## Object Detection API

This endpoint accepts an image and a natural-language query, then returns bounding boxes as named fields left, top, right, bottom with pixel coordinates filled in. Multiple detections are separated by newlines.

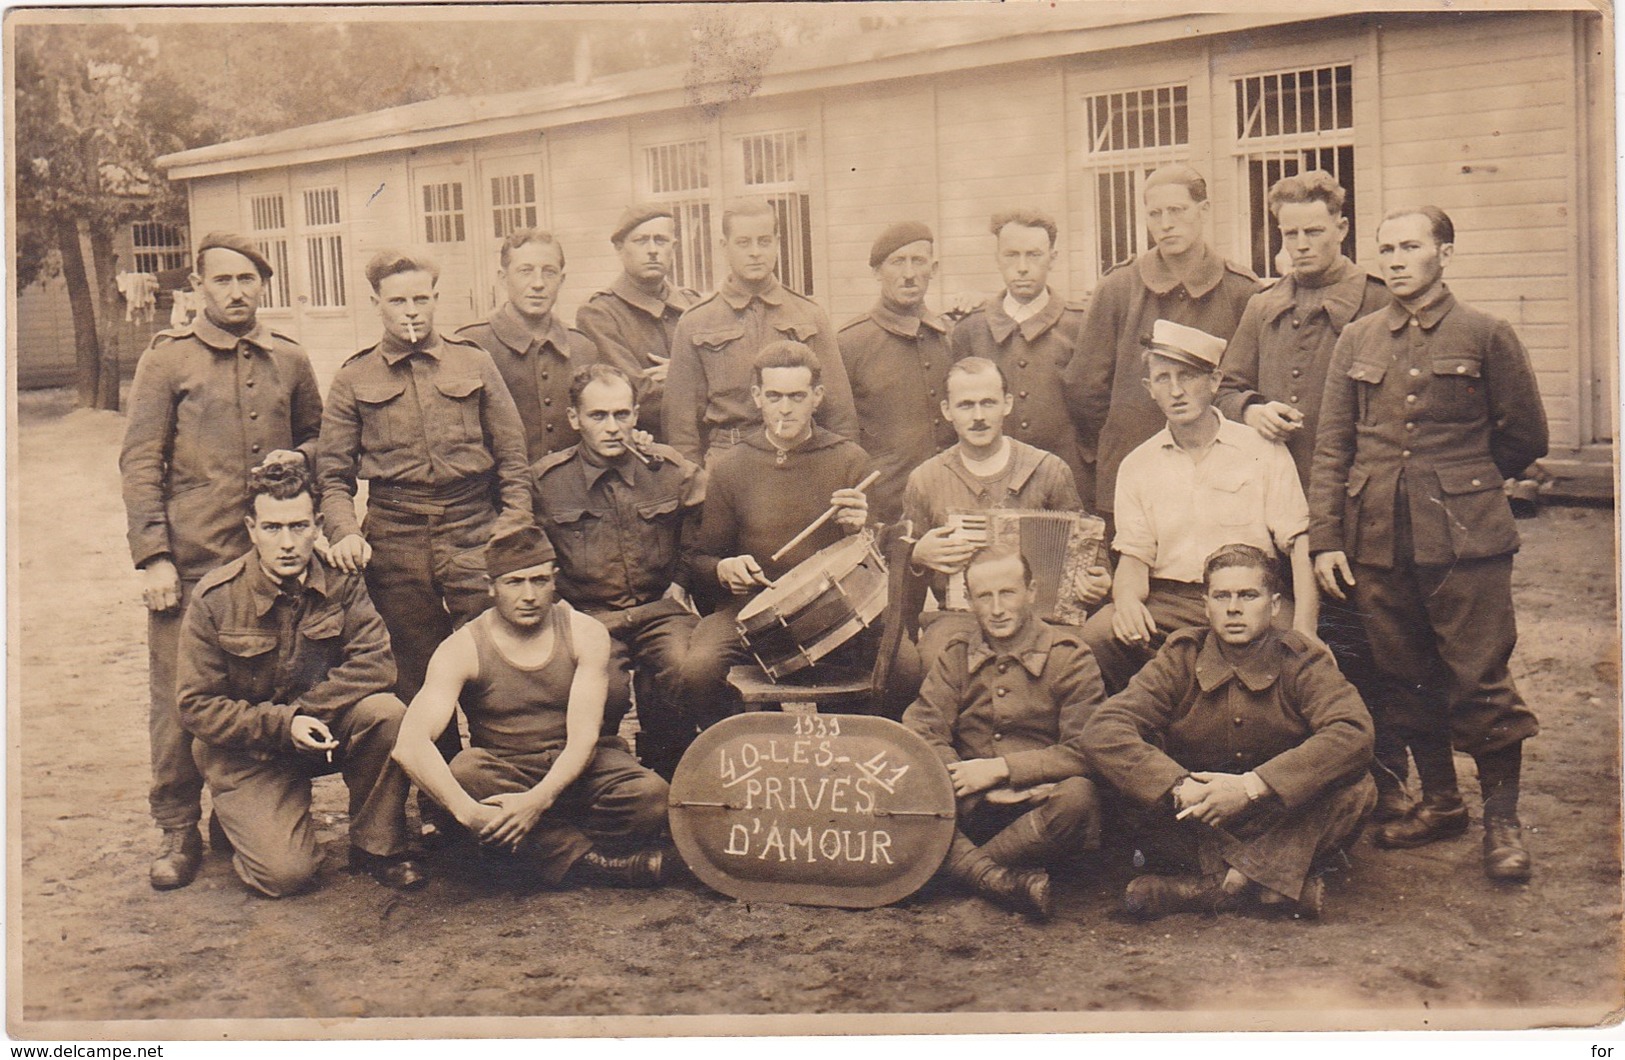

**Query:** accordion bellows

left=944, top=509, right=1107, bottom=626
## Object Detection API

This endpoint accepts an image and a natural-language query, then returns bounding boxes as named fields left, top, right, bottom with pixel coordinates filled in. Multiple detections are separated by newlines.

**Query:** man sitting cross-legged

left=902, top=547, right=1105, bottom=921
left=392, top=526, right=669, bottom=887
left=1083, top=544, right=1375, bottom=920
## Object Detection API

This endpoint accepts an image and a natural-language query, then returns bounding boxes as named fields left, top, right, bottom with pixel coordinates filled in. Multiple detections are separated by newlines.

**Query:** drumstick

left=770, top=470, right=881, bottom=562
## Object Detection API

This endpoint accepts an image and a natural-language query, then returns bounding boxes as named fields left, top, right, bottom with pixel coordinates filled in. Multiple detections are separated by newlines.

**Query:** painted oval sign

left=668, top=712, right=957, bottom=908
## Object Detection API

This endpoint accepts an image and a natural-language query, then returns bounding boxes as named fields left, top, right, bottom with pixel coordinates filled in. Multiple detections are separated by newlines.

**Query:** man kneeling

left=392, top=526, right=669, bottom=887
left=1083, top=544, right=1374, bottom=920
left=178, top=460, right=424, bottom=896
left=902, top=548, right=1105, bottom=921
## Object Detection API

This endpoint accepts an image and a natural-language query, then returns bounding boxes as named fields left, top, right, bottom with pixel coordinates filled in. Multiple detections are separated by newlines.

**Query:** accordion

left=944, top=509, right=1108, bottom=626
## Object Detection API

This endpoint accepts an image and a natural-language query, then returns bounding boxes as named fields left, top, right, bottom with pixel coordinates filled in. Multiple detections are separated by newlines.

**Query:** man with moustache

left=837, top=221, right=954, bottom=524
left=532, top=364, right=705, bottom=779
left=903, top=547, right=1105, bottom=921
left=678, top=342, right=872, bottom=728
left=949, top=210, right=1093, bottom=506
left=393, top=526, right=669, bottom=888
left=1084, top=544, right=1374, bottom=921
left=903, top=357, right=1110, bottom=665
left=316, top=250, right=533, bottom=776
left=575, top=205, right=701, bottom=445
left=1082, top=320, right=1317, bottom=694
left=1215, top=171, right=1408, bottom=822
left=1309, top=207, right=1547, bottom=881
left=1069, top=165, right=1260, bottom=539
left=178, top=461, right=425, bottom=896
left=121, top=231, right=323, bottom=890
left=664, top=197, right=857, bottom=465
left=458, top=229, right=599, bottom=462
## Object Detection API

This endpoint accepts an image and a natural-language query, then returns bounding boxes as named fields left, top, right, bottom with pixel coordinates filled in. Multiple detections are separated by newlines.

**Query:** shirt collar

left=193, top=312, right=273, bottom=354
left=964, top=620, right=1054, bottom=678
left=1384, top=283, right=1455, bottom=332
left=1258, top=256, right=1368, bottom=330
left=378, top=331, right=443, bottom=366
left=1195, top=627, right=1283, bottom=693
left=246, top=554, right=327, bottom=617
left=578, top=448, right=639, bottom=490
left=610, top=272, right=684, bottom=318
left=941, top=437, right=1046, bottom=496
left=986, top=286, right=1065, bottom=344
left=1153, top=407, right=1236, bottom=451
left=1002, top=286, right=1051, bottom=326
left=869, top=299, right=947, bottom=339
left=1137, top=244, right=1225, bottom=299
left=720, top=274, right=786, bottom=311
left=489, top=301, right=570, bottom=357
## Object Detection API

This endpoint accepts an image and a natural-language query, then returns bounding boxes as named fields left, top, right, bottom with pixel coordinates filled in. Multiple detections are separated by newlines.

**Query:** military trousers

left=449, top=740, right=669, bottom=886
left=148, top=578, right=205, bottom=830
left=193, top=692, right=413, bottom=897
left=947, top=776, right=1101, bottom=877
left=590, top=600, right=699, bottom=777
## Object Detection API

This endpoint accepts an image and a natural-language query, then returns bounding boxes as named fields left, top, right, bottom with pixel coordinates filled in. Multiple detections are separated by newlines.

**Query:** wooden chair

left=725, top=520, right=925, bottom=715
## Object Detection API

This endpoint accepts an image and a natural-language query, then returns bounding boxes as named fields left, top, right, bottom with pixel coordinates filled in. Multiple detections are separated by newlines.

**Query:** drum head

left=668, top=713, right=956, bottom=908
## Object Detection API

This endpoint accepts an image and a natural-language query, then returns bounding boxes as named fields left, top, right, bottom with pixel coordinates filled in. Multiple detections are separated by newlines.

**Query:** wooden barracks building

left=146, top=5, right=1614, bottom=485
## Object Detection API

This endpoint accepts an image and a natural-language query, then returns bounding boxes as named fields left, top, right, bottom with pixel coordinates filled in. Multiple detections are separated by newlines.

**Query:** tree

left=14, top=23, right=188, bottom=409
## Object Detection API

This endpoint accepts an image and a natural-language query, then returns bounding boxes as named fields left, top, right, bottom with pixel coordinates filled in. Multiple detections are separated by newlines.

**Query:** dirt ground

left=10, top=390, right=1623, bottom=1033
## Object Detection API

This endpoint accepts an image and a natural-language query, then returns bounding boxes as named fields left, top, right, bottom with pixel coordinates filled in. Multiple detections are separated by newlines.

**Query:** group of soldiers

left=120, top=159, right=1547, bottom=923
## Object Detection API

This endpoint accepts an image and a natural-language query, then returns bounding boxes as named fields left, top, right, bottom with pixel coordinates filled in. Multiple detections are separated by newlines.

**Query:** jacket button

left=993, top=733, right=1003, bottom=741
left=1289, top=395, right=1299, bottom=404
left=1405, top=422, right=1416, bottom=431
left=1291, top=368, right=1302, bottom=378
left=1457, top=364, right=1468, bottom=374
left=1401, top=449, right=1412, bottom=458
left=922, top=362, right=931, bottom=370
left=1019, top=391, right=1028, bottom=399
left=543, top=398, right=552, bottom=406
left=251, top=444, right=262, bottom=453
left=1235, top=751, right=1245, bottom=760
left=1234, top=716, right=1243, bottom=725
left=1020, top=421, right=1030, bottom=429
left=1291, top=319, right=1300, bottom=328
left=996, top=687, right=1008, bottom=697
left=1406, top=394, right=1417, bottom=403
left=249, top=411, right=259, bottom=420
left=542, top=372, right=549, bottom=381
left=546, top=424, right=554, bottom=432
left=1471, top=478, right=1482, bottom=487
left=997, top=663, right=1008, bottom=674
left=245, top=379, right=255, bottom=388
left=1409, top=367, right=1421, bottom=376
left=1018, top=360, right=1028, bottom=368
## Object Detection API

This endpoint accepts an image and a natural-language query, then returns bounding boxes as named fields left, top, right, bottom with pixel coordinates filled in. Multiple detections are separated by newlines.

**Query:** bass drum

left=734, top=531, right=887, bottom=680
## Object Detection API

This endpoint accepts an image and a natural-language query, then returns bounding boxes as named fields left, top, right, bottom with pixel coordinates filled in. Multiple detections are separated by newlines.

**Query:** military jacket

left=575, top=274, right=700, bottom=443
left=456, top=303, right=599, bottom=462
left=120, top=313, right=323, bottom=580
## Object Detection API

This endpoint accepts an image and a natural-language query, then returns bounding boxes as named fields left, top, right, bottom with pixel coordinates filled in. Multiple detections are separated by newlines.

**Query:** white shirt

left=1113, top=409, right=1308, bottom=584
left=1003, top=287, right=1050, bottom=326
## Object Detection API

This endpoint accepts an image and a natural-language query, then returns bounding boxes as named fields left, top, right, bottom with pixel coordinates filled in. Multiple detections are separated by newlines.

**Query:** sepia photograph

left=5, top=0, right=1620, bottom=1043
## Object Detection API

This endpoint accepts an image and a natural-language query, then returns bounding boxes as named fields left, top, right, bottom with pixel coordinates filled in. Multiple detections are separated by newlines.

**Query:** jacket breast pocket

left=219, top=631, right=277, bottom=703
left=546, top=506, right=608, bottom=561
left=1346, top=359, right=1387, bottom=427
left=352, top=380, right=408, bottom=455
left=635, top=496, right=683, bottom=572
left=773, top=321, right=820, bottom=344
left=295, top=610, right=344, bottom=689
left=1427, top=354, right=1486, bottom=423
left=693, top=326, right=745, bottom=355
left=433, top=374, right=487, bottom=444
left=1434, top=460, right=1516, bottom=560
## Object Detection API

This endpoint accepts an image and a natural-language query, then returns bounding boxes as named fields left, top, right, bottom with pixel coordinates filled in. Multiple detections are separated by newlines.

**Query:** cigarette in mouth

left=405, top=321, right=418, bottom=343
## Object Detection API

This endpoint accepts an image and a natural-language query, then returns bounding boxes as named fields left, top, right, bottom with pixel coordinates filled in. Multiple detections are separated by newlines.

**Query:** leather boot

left=1482, top=816, right=1533, bottom=882
left=575, top=847, right=666, bottom=888
left=1123, top=874, right=1236, bottom=920
left=1372, top=776, right=1415, bottom=824
left=1373, top=791, right=1469, bottom=849
left=150, top=825, right=204, bottom=891
left=973, top=865, right=1052, bottom=921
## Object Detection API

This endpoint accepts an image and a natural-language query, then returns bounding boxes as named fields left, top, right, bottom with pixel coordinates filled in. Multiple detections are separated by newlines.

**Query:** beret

left=611, top=204, right=676, bottom=247
left=869, top=221, right=935, bottom=269
left=1145, top=319, right=1227, bottom=372
left=195, top=232, right=273, bottom=280
left=485, top=524, right=557, bottom=580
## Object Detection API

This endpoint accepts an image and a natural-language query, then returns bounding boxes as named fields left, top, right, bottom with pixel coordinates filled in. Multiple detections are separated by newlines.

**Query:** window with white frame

left=248, top=193, right=292, bottom=309
left=737, top=130, right=813, bottom=296
left=489, top=172, right=538, bottom=238
left=301, top=186, right=346, bottom=308
left=1233, top=64, right=1356, bottom=279
left=422, top=182, right=467, bottom=244
left=1083, top=84, right=1191, bottom=276
left=131, top=221, right=187, bottom=274
left=643, top=139, right=715, bottom=292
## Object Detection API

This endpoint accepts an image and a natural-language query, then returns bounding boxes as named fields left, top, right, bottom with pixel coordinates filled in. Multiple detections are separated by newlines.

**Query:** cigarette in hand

left=325, top=748, right=333, bottom=765
left=1175, top=805, right=1196, bottom=821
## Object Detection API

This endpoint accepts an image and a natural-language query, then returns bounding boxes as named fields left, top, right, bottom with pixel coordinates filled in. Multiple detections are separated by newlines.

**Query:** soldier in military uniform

left=1309, top=207, right=1548, bottom=882
left=837, top=221, right=954, bottom=525
left=178, top=461, right=425, bottom=897
left=315, top=249, right=534, bottom=775
left=1068, top=165, right=1260, bottom=538
left=664, top=197, right=857, bottom=465
left=456, top=229, right=599, bottom=463
left=532, top=364, right=705, bottom=779
left=1215, top=171, right=1409, bottom=823
left=949, top=209, right=1094, bottom=508
left=575, top=205, right=702, bottom=445
left=120, top=231, right=323, bottom=890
